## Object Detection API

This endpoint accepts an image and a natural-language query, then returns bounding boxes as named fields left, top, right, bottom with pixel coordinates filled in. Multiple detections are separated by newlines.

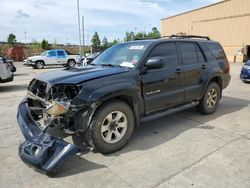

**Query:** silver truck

left=24, top=49, right=81, bottom=69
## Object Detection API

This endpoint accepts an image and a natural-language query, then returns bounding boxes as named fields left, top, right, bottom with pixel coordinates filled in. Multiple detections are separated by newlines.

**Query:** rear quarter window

left=201, top=42, right=227, bottom=61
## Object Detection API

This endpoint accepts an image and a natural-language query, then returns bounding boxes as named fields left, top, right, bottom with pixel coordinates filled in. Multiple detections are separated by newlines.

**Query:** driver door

left=142, top=42, right=185, bottom=114
left=45, top=50, right=57, bottom=65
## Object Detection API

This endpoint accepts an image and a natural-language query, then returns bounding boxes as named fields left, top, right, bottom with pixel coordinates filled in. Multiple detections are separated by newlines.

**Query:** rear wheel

left=197, top=82, right=221, bottom=114
left=88, top=100, right=135, bottom=154
left=35, top=61, right=44, bottom=69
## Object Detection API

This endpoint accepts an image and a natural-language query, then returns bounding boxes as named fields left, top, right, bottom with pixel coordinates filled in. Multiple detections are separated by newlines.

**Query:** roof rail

left=161, top=35, right=211, bottom=40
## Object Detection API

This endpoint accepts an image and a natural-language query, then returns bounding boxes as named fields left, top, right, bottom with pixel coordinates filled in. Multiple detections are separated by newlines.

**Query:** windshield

left=92, top=42, right=152, bottom=68
left=41, top=51, right=48, bottom=56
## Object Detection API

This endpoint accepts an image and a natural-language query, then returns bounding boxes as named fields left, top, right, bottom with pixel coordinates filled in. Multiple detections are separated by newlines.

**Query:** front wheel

left=35, top=61, right=44, bottom=69
left=88, top=100, right=135, bottom=154
left=197, top=82, right=221, bottom=114
left=67, top=59, right=76, bottom=67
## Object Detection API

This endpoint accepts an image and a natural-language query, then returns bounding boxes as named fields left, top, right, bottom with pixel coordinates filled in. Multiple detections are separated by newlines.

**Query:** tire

left=88, top=100, right=135, bottom=154
left=197, top=82, right=221, bottom=114
left=35, top=61, right=45, bottom=69
left=67, top=59, right=76, bottom=67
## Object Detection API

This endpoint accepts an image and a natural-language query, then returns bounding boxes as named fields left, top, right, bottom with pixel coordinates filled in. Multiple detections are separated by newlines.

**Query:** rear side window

left=148, top=42, right=178, bottom=67
left=202, top=43, right=227, bottom=61
left=179, top=43, right=199, bottom=65
left=57, top=50, right=66, bottom=57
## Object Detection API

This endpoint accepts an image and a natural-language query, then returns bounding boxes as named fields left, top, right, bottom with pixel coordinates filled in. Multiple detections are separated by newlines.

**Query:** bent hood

left=35, top=65, right=129, bottom=85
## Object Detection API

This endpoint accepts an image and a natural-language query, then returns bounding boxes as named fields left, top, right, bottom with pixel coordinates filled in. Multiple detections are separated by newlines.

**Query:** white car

left=0, top=56, right=13, bottom=85
left=25, top=49, right=81, bottom=69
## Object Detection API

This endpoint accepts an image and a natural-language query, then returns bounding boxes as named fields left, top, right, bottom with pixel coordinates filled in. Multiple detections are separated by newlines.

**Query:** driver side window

left=48, top=51, right=56, bottom=57
left=148, top=42, right=178, bottom=68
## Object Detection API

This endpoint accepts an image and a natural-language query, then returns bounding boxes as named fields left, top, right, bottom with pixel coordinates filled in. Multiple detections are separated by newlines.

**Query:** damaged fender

left=17, top=98, right=80, bottom=175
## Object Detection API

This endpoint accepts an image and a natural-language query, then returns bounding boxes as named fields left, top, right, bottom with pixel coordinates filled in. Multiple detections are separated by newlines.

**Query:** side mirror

left=145, top=57, right=164, bottom=69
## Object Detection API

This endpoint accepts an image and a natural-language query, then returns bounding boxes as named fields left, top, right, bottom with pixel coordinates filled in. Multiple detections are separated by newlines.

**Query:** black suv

left=17, top=35, right=231, bottom=174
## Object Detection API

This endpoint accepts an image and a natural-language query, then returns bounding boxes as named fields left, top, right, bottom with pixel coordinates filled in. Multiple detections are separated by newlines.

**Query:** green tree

left=134, top=32, right=144, bottom=39
left=102, top=37, right=109, bottom=49
left=7, top=33, right=16, bottom=46
left=147, top=27, right=161, bottom=38
left=125, top=31, right=135, bottom=42
left=31, top=40, right=41, bottom=50
left=41, top=39, right=49, bottom=50
left=91, top=32, right=101, bottom=50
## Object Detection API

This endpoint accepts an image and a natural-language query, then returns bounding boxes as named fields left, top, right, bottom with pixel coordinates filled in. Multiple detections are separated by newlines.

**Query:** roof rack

left=161, top=35, right=211, bottom=40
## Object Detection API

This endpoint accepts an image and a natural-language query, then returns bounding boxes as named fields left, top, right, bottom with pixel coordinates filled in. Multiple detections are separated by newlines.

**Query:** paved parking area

left=0, top=63, right=249, bottom=188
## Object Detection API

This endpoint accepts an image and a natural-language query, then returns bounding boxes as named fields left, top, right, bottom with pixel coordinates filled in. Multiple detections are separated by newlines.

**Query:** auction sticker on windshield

left=129, top=45, right=144, bottom=50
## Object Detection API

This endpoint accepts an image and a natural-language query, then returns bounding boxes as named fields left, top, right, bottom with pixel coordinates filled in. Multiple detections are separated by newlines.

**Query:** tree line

left=5, top=26, right=160, bottom=53
left=91, top=27, right=161, bottom=52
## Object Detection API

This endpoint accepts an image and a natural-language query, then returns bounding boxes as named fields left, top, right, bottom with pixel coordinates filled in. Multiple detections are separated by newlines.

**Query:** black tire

left=88, top=100, right=135, bottom=154
left=35, top=61, right=45, bottom=69
left=197, top=82, right=221, bottom=114
left=67, top=59, right=76, bottom=67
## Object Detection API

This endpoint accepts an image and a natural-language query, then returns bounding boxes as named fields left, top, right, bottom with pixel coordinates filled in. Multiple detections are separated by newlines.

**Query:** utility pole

left=24, top=31, right=27, bottom=44
left=82, top=16, right=85, bottom=57
left=77, top=0, right=82, bottom=58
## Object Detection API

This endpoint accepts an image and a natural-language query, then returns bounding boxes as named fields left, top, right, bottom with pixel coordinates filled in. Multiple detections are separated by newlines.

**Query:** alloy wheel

left=101, top=111, right=128, bottom=144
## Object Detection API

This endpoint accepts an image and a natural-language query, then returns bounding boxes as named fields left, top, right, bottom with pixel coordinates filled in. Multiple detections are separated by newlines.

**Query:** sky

left=0, top=0, right=220, bottom=45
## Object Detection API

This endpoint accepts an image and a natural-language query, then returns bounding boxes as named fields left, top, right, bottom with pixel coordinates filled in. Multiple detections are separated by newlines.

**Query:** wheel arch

left=90, top=95, right=140, bottom=128
left=203, top=75, right=223, bottom=99
left=35, top=60, right=45, bottom=65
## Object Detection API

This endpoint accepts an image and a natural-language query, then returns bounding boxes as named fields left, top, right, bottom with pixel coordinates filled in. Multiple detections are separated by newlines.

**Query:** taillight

left=224, top=59, right=230, bottom=74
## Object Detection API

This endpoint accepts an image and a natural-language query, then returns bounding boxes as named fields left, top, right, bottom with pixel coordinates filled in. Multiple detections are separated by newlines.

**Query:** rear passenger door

left=142, top=42, right=185, bottom=114
left=57, top=50, right=67, bottom=65
left=177, top=42, right=207, bottom=101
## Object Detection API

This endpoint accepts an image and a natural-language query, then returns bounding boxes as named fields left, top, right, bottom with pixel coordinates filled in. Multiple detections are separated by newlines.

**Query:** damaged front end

left=17, top=79, right=87, bottom=175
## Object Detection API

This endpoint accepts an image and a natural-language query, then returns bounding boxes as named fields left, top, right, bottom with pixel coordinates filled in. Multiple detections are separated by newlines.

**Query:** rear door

left=177, top=42, right=207, bottom=101
left=142, top=42, right=185, bottom=114
left=57, top=50, right=67, bottom=65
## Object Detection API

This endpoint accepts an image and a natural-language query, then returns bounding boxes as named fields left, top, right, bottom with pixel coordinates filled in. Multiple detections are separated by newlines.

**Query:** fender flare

left=75, top=82, right=143, bottom=131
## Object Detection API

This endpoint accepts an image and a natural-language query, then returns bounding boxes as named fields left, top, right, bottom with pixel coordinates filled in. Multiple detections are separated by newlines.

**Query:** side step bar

left=140, top=101, right=199, bottom=122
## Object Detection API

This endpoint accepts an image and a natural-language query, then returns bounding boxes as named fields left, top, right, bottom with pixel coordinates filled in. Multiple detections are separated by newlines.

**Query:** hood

left=28, top=55, right=43, bottom=60
left=35, top=65, right=129, bottom=85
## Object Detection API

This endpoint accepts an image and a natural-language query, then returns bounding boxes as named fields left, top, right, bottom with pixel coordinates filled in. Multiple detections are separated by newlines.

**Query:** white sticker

left=129, top=45, right=144, bottom=50
left=120, top=62, right=135, bottom=68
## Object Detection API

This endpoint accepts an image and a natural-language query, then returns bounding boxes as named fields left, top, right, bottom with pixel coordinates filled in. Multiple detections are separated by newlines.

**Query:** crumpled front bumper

left=17, top=98, right=80, bottom=175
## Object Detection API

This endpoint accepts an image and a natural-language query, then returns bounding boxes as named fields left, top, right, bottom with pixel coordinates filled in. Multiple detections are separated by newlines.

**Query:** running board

left=140, top=101, right=199, bottom=122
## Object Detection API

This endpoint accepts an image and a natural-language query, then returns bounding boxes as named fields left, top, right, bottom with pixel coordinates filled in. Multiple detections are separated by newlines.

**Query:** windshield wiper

left=100, top=64, right=123, bottom=68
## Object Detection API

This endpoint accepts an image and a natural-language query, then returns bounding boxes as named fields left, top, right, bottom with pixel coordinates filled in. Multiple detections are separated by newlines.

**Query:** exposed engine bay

left=27, top=79, right=84, bottom=133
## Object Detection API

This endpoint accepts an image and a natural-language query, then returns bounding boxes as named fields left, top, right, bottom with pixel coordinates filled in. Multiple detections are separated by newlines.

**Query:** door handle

left=175, top=68, right=182, bottom=75
left=202, top=65, right=206, bottom=70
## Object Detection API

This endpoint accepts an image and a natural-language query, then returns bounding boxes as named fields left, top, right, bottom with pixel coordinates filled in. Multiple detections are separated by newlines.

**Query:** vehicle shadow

left=14, top=73, right=29, bottom=76
left=55, top=96, right=250, bottom=177
left=0, top=84, right=28, bottom=93
left=54, top=155, right=106, bottom=178
left=109, top=96, right=250, bottom=156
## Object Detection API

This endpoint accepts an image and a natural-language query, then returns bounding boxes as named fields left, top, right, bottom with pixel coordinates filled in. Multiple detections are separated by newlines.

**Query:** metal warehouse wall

left=161, top=0, right=250, bottom=62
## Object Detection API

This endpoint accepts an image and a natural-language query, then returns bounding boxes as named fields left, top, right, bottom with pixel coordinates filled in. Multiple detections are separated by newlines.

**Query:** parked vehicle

left=17, top=35, right=231, bottom=174
left=6, top=58, right=16, bottom=73
left=0, top=56, right=14, bottom=85
left=24, top=49, right=81, bottom=69
left=240, top=60, right=250, bottom=82
left=82, top=52, right=101, bottom=65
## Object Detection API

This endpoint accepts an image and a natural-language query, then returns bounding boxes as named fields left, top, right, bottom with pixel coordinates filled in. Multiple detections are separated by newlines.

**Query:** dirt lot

left=0, top=63, right=249, bottom=188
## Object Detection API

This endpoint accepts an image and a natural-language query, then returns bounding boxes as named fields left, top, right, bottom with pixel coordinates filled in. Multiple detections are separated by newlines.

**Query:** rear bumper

left=17, top=98, right=79, bottom=175
left=222, top=74, right=231, bottom=89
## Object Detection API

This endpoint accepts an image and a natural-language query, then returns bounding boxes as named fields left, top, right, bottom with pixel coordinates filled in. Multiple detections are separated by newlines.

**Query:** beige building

left=161, top=0, right=250, bottom=62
